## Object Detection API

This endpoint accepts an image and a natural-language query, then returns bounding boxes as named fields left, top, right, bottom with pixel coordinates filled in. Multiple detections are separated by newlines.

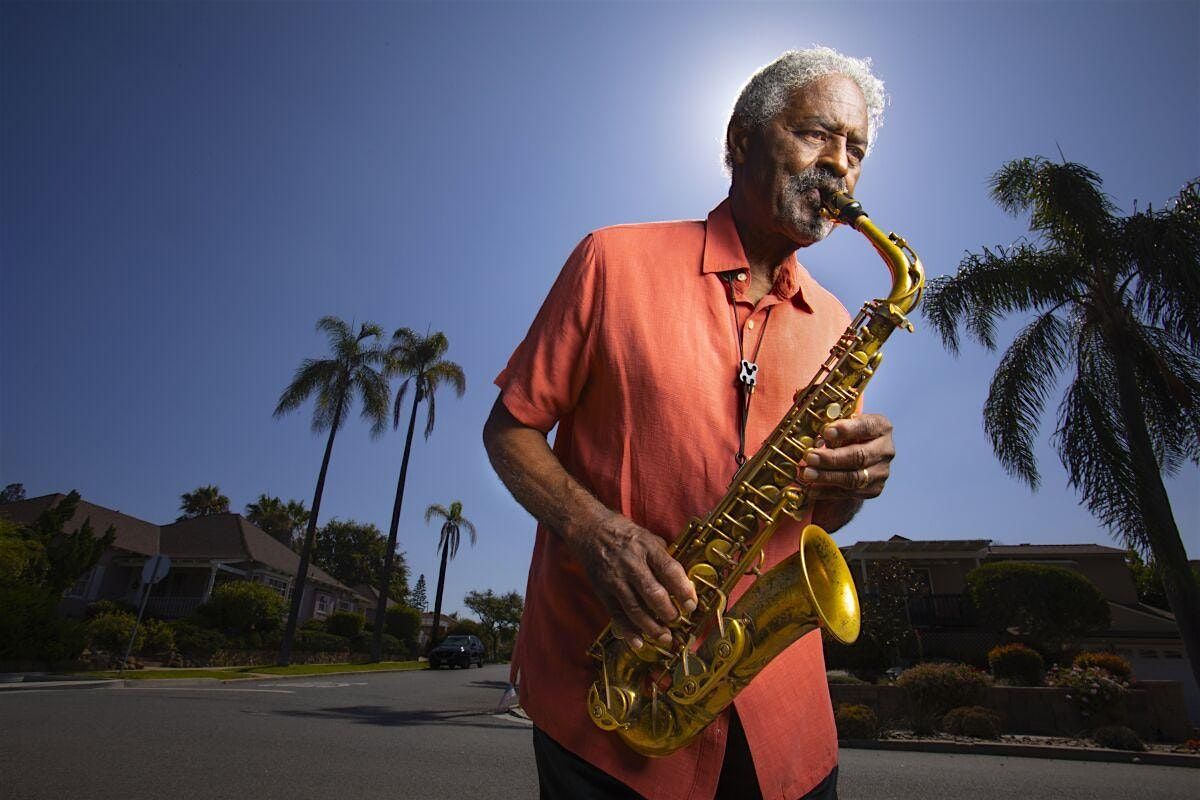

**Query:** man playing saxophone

left=484, top=48, right=896, bottom=800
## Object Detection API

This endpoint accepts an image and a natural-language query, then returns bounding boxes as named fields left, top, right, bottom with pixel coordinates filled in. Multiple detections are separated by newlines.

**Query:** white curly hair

left=724, top=47, right=887, bottom=171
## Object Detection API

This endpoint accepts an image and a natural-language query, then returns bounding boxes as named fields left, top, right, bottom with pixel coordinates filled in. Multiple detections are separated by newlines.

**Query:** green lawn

left=81, top=660, right=425, bottom=680
left=246, top=661, right=424, bottom=676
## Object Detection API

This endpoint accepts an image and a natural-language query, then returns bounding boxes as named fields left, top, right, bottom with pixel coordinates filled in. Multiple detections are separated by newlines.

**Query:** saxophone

left=586, top=191, right=924, bottom=757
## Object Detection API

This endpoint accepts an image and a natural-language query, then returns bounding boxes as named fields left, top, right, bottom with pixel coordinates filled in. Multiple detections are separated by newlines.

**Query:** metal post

left=119, top=578, right=153, bottom=673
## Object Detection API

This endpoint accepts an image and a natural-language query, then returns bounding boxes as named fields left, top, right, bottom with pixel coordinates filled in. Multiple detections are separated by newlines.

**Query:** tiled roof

left=987, top=544, right=1127, bottom=556
left=842, top=538, right=991, bottom=554
left=160, top=513, right=352, bottom=592
left=0, top=493, right=159, bottom=556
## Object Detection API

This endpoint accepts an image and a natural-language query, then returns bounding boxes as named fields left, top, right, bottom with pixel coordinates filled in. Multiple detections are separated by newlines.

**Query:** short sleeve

left=494, top=234, right=602, bottom=433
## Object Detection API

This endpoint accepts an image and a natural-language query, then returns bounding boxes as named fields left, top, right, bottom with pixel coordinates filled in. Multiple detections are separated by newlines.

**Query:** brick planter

left=829, top=681, right=1189, bottom=742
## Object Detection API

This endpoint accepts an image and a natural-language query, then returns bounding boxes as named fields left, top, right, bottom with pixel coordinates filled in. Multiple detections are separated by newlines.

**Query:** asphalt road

left=1, top=666, right=1194, bottom=800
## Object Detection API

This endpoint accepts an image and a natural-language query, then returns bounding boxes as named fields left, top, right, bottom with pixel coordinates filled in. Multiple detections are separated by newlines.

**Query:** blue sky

left=2, top=1, right=1197, bottom=616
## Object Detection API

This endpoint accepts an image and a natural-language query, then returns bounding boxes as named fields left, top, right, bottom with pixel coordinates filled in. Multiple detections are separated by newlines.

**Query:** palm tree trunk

left=279, top=402, right=343, bottom=666
left=429, top=539, right=450, bottom=654
left=371, top=390, right=421, bottom=661
left=1110, top=343, right=1200, bottom=694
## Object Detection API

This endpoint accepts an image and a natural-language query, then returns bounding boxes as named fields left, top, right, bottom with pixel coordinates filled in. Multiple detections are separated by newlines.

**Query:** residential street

left=1, top=665, right=1195, bottom=799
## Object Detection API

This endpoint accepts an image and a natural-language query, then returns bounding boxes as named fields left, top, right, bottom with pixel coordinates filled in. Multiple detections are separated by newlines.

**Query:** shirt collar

left=701, top=198, right=812, bottom=311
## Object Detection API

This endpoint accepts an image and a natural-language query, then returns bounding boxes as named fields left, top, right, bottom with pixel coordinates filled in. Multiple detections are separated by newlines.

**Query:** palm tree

left=370, top=328, right=465, bottom=661
left=424, top=501, right=477, bottom=652
left=923, top=158, right=1200, bottom=690
left=273, top=316, right=390, bottom=665
left=245, top=495, right=309, bottom=549
left=177, top=485, right=230, bottom=521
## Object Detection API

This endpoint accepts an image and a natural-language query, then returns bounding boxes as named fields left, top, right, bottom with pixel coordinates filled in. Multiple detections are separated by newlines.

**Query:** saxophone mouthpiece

left=821, top=192, right=868, bottom=226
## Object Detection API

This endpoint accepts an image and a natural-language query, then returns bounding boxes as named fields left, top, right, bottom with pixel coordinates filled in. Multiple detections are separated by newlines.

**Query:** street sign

left=141, top=554, right=171, bottom=585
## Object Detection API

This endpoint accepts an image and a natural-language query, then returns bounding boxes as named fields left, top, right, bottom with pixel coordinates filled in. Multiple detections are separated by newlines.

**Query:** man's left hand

left=800, top=413, right=894, bottom=499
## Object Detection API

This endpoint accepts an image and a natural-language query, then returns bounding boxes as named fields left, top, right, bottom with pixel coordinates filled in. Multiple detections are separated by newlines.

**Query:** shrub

left=300, top=618, right=325, bottom=632
left=826, top=671, right=867, bottom=685
left=1073, top=651, right=1133, bottom=682
left=138, top=618, right=176, bottom=656
left=0, top=584, right=87, bottom=663
left=834, top=704, right=879, bottom=740
left=293, top=630, right=350, bottom=652
left=325, top=610, right=366, bottom=638
left=988, top=643, right=1044, bottom=686
left=385, top=605, right=421, bottom=646
left=942, top=706, right=1002, bottom=739
left=170, top=620, right=227, bottom=658
left=351, top=631, right=403, bottom=655
left=896, top=662, right=992, bottom=734
left=196, top=581, right=284, bottom=636
left=85, top=599, right=137, bottom=619
left=1092, top=725, right=1145, bottom=752
left=1046, top=665, right=1128, bottom=723
left=87, top=611, right=141, bottom=654
left=966, top=562, right=1109, bottom=651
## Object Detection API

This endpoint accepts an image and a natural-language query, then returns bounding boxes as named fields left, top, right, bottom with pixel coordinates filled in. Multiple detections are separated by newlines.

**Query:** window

left=65, top=567, right=95, bottom=599
left=337, top=599, right=351, bottom=611
left=316, top=594, right=331, bottom=615
left=264, top=576, right=288, bottom=597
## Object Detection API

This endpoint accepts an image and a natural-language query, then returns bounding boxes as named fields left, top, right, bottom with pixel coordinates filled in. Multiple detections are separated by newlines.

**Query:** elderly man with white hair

left=485, top=48, right=894, bottom=800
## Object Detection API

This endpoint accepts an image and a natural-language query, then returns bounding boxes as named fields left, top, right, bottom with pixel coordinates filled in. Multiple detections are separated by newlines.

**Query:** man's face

left=732, top=73, right=870, bottom=246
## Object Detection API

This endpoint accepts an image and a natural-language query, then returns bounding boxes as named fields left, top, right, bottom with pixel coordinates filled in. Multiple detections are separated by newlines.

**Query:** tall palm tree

left=177, top=485, right=230, bottom=521
left=273, top=316, right=390, bottom=665
left=424, top=501, right=477, bottom=652
left=923, top=158, right=1200, bottom=690
left=370, top=328, right=466, bottom=661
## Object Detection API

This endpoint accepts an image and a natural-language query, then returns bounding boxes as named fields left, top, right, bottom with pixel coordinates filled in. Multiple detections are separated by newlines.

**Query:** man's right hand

left=565, top=510, right=698, bottom=651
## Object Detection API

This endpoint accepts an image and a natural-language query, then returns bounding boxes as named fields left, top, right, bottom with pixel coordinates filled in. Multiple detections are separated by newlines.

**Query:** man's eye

left=848, top=148, right=866, bottom=163
left=797, top=129, right=827, bottom=143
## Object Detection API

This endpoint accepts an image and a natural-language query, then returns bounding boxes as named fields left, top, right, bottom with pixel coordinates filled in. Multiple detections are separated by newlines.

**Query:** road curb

left=0, top=679, right=120, bottom=692
left=839, top=738, right=1200, bottom=768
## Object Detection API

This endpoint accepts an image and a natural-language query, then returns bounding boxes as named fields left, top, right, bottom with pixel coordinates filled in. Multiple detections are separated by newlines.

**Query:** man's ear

left=726, top=117, right=751, bottom=168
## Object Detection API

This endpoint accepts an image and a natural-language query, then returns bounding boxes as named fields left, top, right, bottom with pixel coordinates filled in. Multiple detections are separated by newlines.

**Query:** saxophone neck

left=822, top=191, right=925, bottom=316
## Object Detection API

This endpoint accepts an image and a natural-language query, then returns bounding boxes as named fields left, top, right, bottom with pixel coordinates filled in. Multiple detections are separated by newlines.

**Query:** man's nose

left=817, top=137, right=850, bottom=178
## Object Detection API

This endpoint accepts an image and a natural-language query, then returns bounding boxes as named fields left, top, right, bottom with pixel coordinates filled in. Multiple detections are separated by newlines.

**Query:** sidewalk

left=840, top=737, right=1200, bottom=769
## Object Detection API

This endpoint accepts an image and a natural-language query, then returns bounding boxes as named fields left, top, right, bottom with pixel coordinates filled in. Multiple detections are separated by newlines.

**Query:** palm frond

left=392, top=378, right=411, bottom=430
left=1121, top=321, right=1200, bottom=473
left=423, top=386, right=437, bottom=439
left=1122, top=179, right=1200, bottom=353
left=923, top=244, right=1081, bottom=353
left=424, top=503, right=450, bottom=524
left=1054, top=325, right=1151, bottom=553
left=426, top=361, right=467, bottom=398
left=274, top=359, right=339, bottom=418
left=983, top=310, right=1071, bottom=489
left=990, top=158, right=1117, bottom=248
left=354, top=364, right=391, bottom=439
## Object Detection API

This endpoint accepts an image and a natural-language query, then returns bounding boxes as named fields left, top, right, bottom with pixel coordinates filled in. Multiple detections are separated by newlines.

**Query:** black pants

left=533, top=710, right=838, bottom=800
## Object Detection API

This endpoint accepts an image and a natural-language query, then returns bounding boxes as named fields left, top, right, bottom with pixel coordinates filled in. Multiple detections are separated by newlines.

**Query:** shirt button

left=747, top=320, right=756, bottom=330
left=735, top=272, right=747, bottom=282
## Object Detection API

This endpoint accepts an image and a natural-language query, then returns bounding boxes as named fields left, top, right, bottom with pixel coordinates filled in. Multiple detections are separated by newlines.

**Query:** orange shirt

left=495, top=199, right=851, bottom=800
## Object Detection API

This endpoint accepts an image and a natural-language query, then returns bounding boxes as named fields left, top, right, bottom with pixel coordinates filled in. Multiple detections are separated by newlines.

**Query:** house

left=841, top=534, right=1196, bottom=721
left=1, top=493, right=368, bottom=625
left=351, top=582, right=401, bottom=628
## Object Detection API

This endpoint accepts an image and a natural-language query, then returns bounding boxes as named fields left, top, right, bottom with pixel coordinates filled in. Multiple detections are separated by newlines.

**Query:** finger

left=801, top=463, right=884, bottom=495
left=609, top=614, right=645, bottom=651
left=822, top=414, right=892, bottom=446
left=612, top=580, right=673, bottom=644
left=647, top=546, right=698, bottom=613
left=803, top=437, right=893, bottom=472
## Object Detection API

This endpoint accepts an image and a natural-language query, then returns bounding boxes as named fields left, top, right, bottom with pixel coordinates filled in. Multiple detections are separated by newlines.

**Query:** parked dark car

left=428, top=635, right=485, bottom=669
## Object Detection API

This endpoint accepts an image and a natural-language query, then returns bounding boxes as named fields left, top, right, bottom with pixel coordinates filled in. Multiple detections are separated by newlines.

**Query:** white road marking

left=254, top=681, right=368, bottom=689
left=119, top=687, right=295, bottom=694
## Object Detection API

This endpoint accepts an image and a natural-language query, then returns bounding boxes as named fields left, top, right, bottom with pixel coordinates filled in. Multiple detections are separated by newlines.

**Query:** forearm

left=482, top=398, right=610, bottom=546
